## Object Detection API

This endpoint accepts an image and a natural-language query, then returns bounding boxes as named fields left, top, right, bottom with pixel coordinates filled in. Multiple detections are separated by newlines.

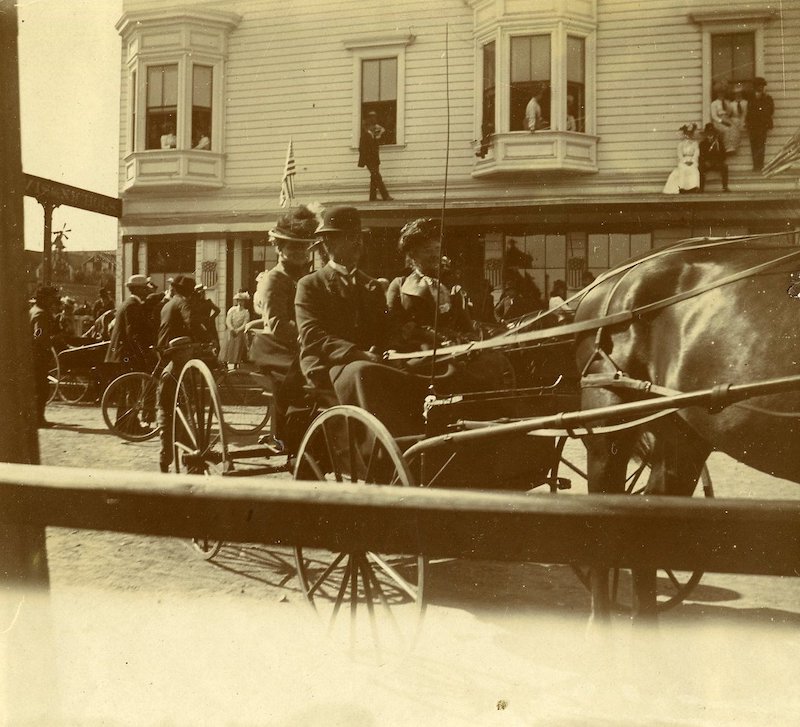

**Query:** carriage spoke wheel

left=58, top=371, right=93, bottom=404
left=172, top=360, right=230, bottom=561
left=101, top=372, right=159, bottom=441
left=559, top=436, right=715, bottom=612
left=46, top=347, right=60, bottom=404
left=293, top=406, right=426, bottom=654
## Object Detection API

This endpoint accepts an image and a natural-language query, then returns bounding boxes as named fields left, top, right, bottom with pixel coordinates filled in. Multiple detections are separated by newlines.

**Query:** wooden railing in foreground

left=1, top=462, right=800, bottom=580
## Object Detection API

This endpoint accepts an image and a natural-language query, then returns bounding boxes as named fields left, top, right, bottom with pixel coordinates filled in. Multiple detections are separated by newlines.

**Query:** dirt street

left=12, top=401, right=800, bottom=725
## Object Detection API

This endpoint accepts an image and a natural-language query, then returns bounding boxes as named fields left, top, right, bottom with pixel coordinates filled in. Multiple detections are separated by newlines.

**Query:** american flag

left=762, top=128, right=800, bottom=177
left=279, top=139, right=295, bottom=208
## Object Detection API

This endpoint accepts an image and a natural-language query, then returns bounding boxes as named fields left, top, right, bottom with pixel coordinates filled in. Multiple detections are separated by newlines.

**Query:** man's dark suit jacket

left=157, top=293, right=200, bottom=351
left=105, top=295, right=151, bottom=368
left=295, top=265, right=389, bottom=387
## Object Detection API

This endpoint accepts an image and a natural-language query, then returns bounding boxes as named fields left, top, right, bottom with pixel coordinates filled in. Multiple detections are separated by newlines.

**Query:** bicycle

left=101, top=345, right=273, bottom=441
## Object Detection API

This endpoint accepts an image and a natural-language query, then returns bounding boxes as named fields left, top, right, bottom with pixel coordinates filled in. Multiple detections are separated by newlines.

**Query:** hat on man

left=269, top=204, right=320, bottom=246
left=754, top=76, right=767, bottom=88
left=171, top=274, right=196, bottom=294
left=316, top=206, right=362, bottom=235
left=127, top=274, right=155, bottom=289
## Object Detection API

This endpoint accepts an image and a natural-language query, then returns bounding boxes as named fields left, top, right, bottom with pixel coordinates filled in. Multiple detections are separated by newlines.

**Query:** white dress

left=662, top=139, right=700, bottom=194
left=711, top=99, right=736, bottom=152
left=724, top=97, right=747, bottom=153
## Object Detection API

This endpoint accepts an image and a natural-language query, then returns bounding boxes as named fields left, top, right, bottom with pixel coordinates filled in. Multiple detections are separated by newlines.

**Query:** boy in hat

left=748, top=77, right=774, bottom=171
left=699, top=122, right=729, bottom=192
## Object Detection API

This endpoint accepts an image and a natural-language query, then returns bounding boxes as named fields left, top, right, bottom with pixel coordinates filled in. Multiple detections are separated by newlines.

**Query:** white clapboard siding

left=119, top=0, right=800, bottom=215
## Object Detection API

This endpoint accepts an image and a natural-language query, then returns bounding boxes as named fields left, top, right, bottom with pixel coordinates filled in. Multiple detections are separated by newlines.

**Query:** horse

left=573, top=232, right=800, bottom=618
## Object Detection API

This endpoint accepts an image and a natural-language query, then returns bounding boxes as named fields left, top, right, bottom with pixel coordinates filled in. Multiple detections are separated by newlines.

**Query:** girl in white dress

left=221, top=292, right=252, bottom=367
left=711, top=86, right=736, bottom=153
left=662, top=124, right=700, bottom=194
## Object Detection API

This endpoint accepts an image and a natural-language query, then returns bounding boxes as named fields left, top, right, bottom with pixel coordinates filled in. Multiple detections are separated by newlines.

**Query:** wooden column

left=0, top=1, right=58, bottom=720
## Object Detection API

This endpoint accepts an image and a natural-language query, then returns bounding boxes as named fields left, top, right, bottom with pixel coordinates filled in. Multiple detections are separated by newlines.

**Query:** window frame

left=130, top=54, right=223, bottom=154
left=477, top=22, right=596, bottom=138
left=690, top=10, right=774, bottom=123
left=344, top=33, right=415, bottom=149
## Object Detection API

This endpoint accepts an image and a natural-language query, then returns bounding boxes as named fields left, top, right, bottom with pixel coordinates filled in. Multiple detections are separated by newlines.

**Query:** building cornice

left=116, top=6, right=242, bottom=37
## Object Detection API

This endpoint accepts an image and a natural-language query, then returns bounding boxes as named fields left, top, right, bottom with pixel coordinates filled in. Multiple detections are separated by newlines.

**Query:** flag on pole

left=279, top=139, right=296, bottom=208
left=762, top=127, right=800, bottom=177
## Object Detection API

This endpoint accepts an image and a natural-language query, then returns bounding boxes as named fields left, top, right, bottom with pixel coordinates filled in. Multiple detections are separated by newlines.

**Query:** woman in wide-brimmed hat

left=662, top=123, right=700, bottom=194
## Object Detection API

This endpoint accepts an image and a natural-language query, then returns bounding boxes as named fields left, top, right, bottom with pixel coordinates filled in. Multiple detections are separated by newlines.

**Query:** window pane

left=163, top=65, right=178, bottom=106
left=193, top=65, right=212, bottom=108
left=567, top=36, right=585, bottom=133
left=361, top=57, right=397, bottom=144
left=510, top=36, right=531, bottom=83
left=481, top=42, right=496, bottom=146
left=362, top=59, right=380, bottom=102
left=711, top=33, right=754, bottom=94
left=567, top=36, right=585, bottom=83
left=588, top=234, right=608, bottom=269
left=510, top=35, right=550, bottom=131
left=380, top=58, right=397, bottom=100
left=609, top=234, right=630, bottom=268
left=131, top=70, right=137, bottom=151
left=147, top=66, right=163, bottom=108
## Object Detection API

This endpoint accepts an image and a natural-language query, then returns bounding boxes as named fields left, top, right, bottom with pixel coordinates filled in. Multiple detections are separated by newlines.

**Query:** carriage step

left=227, top=445, right=277, bottom=459
left=223, top=462, right=290, bottom=477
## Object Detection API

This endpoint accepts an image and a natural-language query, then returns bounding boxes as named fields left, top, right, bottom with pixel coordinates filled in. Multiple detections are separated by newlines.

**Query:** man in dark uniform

left=296, top=206, right=428, bottom=436
left=105, top=274, right=156, bottom=372
left=156, top=275, right=202, bottom=472
left=748, top=76, right=774, bottom=172
left=357, top=111, right=392, bottom=201
left=30, top=285, right=60, bottom=427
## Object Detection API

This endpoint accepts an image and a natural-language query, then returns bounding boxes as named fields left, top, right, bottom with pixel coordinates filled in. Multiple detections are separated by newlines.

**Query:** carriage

left=167, top=230, right=800, bottom=648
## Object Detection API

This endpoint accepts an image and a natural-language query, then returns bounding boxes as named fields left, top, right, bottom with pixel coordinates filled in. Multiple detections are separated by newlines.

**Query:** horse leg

left=630, top=418, right=711, bottom=621
left=585, top=431, right=636, bottom=624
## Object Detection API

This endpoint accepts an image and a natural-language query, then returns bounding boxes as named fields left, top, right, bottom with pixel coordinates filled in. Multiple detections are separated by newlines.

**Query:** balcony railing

left=473, top=130, right=599, bottom=177
left=122, top=149, right=225, bottom=191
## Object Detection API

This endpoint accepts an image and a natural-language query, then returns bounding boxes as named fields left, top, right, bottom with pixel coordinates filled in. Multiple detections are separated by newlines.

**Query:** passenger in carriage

left=386, top=218, right=473, bottom=351
left=249, top=206, right=316, bottom=451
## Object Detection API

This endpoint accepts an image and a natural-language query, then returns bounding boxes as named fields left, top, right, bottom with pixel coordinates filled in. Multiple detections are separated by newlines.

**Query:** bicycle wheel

left=57, top=371, right=93, bottom=404
left=101, top=372, right=159, bottom=442
left=216, top=368, right=272, bottom=434
left=46, top=347, right=60, bottom=404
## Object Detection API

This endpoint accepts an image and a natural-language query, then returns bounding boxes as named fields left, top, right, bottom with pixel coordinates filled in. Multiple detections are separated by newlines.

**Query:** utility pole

left=40, top=197, right=59, bottom=285
left=0, top=0, right=59, bottom=720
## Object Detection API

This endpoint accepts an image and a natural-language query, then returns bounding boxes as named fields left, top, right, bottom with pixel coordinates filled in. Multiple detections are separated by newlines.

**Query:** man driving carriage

left=295, top=206, right=511, bottom=439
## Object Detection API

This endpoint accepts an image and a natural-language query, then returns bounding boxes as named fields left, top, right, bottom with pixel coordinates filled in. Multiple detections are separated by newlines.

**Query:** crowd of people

left=663, top=77, right=774, bottom=194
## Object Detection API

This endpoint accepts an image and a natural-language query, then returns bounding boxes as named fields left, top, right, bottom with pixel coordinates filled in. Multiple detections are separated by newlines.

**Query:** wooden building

left=116, top=0, right=800, bottom=310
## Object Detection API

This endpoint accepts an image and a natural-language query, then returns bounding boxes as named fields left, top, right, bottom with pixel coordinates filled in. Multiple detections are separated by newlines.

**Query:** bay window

left=117, top=8, right=240, bottom=190
left=510, top=35, right=550, bottom=131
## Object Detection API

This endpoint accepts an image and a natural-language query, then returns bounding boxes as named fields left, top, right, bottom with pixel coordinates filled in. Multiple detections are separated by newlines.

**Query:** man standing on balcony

left=358, top=111, right=393, bottom=201
left=748, top=77, right=774, bottom=172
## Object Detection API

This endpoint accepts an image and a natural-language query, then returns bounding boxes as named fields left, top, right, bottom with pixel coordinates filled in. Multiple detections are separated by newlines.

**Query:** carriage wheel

left=172, top=360, right=230, bottom=561
left=559, top=437, right=715, bottom=612
left=215, top=368, right=272, bottom=434
left=101, top=372, right=159, bottom=441
left=293, top=406, right=426, bottom=653
left=46, top=347, right=60, bottom=404
left=57, top=371, right=93, bottom=404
